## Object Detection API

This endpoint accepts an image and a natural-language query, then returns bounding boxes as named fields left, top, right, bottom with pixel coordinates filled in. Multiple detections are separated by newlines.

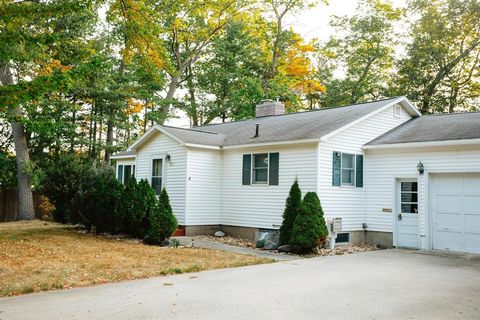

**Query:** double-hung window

left=332, top=151, right=363, bottom=188
left=253, top=153, right=269, bottom=184
left=117, top=164, right=135, bottom=184
left=151, top=159, right=163, bottom=195
left=341, top=153, right=355, bottom=186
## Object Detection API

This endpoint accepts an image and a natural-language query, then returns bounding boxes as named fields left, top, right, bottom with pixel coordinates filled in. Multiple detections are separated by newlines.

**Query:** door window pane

left=401, top=192, right=418, bottom=203
left=401, top=182, right=418, bottom=192
left=401, top=203, right=418, bottom=213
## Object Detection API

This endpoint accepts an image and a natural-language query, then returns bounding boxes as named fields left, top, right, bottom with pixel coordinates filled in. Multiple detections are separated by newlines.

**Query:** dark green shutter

left=242, top=154, right=251, bottom=185
left=117, top=165, right=124, bottom=183
left=332, top=152, right=341, bottom=186
left=356, top=154, right=364, bottom=188
left=269, top=153, right=279, bottom=185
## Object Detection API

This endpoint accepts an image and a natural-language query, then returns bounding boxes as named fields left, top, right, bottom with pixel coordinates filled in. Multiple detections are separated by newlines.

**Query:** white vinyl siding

left=365, top=145, right=480, bottom=248
left=318, top=104, right=412, bottom=231
left=135, top=131, right=187, bottom=225
left=185, top=147, right=222, bottom=225
left=221, top=143, right=318, bottom=229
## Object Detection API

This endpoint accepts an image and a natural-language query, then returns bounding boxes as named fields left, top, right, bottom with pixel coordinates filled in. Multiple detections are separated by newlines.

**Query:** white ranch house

left=112, top=97, right=480, bottom=254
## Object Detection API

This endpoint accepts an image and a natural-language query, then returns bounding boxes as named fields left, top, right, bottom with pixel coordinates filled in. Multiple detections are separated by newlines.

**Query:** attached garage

left=364, top=111, right=480, bottom=253
left=431, top=173, right=480, bottom=254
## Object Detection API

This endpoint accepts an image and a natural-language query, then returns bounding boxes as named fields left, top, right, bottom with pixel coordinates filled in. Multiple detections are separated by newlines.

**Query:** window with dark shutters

left=332, top=151, right=364, bottom=188
left=242, top=153, right=279, bottom=186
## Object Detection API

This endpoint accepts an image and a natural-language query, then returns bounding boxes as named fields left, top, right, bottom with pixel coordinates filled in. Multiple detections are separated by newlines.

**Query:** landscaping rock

left=278, top=245, right=292, bottom=253
left=263, top=241, right=279, bottom=250
left=73, top=224, right=86, bottom=230
left=214, top=230, right=225, bottom=237
left=256, top=239, right=266, bottom=248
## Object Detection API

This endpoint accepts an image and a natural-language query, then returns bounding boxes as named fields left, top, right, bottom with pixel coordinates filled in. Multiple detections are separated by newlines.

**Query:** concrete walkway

left=173, top=236, right=299, bottom=261
left=1, top=249, right=479, bottom=320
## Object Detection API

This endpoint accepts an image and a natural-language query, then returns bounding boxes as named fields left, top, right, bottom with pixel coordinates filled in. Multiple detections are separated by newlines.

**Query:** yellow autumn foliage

left=125, top=99, right=144, bottom=115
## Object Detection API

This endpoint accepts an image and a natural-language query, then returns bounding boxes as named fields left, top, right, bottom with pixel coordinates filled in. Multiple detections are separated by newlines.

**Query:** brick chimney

left=255, top=100, right=285, bottom=117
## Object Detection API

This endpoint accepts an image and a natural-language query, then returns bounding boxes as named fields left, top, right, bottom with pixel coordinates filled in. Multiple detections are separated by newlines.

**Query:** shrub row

left=40, top=155, right=177, bottom=244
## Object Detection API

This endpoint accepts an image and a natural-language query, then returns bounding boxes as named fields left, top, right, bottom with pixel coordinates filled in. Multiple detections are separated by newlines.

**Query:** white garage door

left=432, top=173, right=480, bottom=254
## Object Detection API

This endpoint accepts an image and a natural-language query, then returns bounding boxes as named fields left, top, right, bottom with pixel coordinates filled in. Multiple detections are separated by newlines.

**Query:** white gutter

left=110, top=154, right=137, bottom=160
left=185, top=143, right=222, bottom=150
left=363, top=138, right=480, bottom=150
left=221, top=138, right=320, bottom=150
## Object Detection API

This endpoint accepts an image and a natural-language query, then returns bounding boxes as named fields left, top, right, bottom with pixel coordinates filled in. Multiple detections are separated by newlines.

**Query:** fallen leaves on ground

left=0, top=221, right=272, bottom=297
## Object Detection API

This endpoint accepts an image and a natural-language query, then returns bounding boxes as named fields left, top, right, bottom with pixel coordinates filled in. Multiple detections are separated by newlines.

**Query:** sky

left=166, top=0, right=408, bottom=127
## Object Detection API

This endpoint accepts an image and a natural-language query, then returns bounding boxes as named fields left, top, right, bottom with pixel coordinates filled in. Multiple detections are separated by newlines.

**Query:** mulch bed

left=196, top=235, right=380, bottom=256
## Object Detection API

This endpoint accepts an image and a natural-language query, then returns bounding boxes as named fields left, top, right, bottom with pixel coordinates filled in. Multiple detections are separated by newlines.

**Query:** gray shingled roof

left=367, top=112, right=480, bottom=145
left=161, top=126, right=226, bottom=146
left=161, top=97, right=405, bottom=147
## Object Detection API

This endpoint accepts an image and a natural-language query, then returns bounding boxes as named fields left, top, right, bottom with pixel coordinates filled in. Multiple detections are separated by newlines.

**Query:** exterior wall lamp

left=165, top=154, right=171, bottom=162
left=417, top=161, right=424, bottom=175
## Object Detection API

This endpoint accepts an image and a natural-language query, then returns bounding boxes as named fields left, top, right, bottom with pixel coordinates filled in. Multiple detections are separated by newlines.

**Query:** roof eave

left=363, top=138, right=480, bottom=150
left=221, top=138, right=320, bottom=150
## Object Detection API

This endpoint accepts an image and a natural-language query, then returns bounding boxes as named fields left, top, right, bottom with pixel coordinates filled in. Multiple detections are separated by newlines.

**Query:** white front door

left=431, top=173, right=480, bottom=254
left=396, top=179, right=419, bottom=248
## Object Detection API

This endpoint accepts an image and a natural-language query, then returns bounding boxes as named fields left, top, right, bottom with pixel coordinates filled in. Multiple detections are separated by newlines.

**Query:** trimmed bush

left=290, top=192, right=328, bottom=253
left=145, top=188, right=178, bottom=244
left=116, top=176, right=139, bottom=234
left=279, top=179, right=302, bottom=245
left=117, top=178, right=158, bottom=236
left=74, top=165, right=123, bottom=233
left=136, top=179, right=158, bottom=235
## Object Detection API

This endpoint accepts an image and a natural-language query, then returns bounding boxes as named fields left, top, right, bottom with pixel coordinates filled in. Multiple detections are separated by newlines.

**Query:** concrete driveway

left=1, top=249, right=479, bottom=320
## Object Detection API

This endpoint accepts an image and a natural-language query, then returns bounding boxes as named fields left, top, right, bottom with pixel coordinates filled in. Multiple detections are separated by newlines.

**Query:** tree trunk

left=104, top=114, right=114, bottom=163
left=161, top=75, right=180, bottom=124
left=0, top=62, right=35, bottom=220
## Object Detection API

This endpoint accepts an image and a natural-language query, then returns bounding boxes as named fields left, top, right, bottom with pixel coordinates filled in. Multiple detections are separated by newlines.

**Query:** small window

left=151, top=159, right=163, bottom=195
left=393, top=105, right=401, bottom=118
left=253, top=153, right=268, bottom=184
left=117, top=164, right=135, bottom=184
left=341, top=153, right=355, bottom=186
left=401, top=181, right=418, bottom=213
left=336, top=232, right=350, bottom=244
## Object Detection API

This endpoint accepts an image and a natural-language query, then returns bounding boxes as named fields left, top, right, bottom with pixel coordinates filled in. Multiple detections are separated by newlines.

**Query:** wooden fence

left=0, top=189, right=44, bottom=222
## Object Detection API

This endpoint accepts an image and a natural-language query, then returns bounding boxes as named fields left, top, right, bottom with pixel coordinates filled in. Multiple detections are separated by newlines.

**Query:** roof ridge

left=195, top=96, right=402, bottom=128
left=423, top=111, right=480, bottom=117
